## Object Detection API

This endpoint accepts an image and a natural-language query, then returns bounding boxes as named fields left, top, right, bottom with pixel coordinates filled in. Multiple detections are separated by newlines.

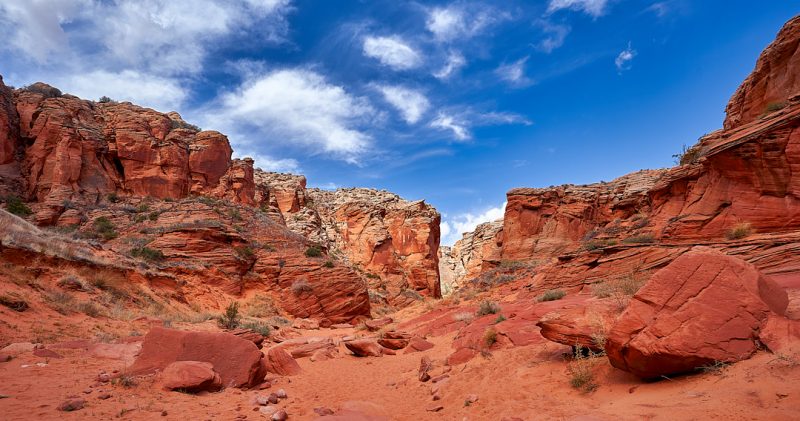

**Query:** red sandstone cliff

left=0, top=79, right=371, bottom=323
left=444, top=16, right=800, bottom=300
left=253, top=170, right=442, bottom=306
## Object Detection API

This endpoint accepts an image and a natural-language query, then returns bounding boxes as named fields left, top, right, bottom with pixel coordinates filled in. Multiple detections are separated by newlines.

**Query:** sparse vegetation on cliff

left=726, top=222, right=752, bottom=240
left=3, top=195, right=32, bottom=217
left=538, top=289, right=566, bottom=302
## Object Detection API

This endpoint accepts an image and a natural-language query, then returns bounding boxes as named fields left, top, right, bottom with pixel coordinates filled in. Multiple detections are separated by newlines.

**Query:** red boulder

left=605, top=249, right=788, bottom=378
left=264, top=346, right=302, bottom=376
left=129, top=327, right=265, bottom=388
left=161, top=361, right=222, bottom=392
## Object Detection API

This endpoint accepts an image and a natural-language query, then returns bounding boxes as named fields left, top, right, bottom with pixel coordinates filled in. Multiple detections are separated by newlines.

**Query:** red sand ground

left=1, top=304, right=798, bottom=421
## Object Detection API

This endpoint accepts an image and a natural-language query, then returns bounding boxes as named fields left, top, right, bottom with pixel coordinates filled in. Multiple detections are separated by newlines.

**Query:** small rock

left=426, top=404, right=444, bottom=412
left=0, top=353, right=11, bottom=362
left=98, top=393, right=112, bottom=400
left=97, top=373, right=111, bottom=383
left=259, top=406, right=278, bottom=416
left=465, top=394, right=479, bottom=404
left=431, top=374, right=449, bottom=383
left=57, top=398, right=86, bottom=412
left=314, top=407, right=334, bottom=416
left=82, top=389, right=92, bottom=394
left=275, top=389, right=287, bottom=399
left=33, top=348, right=64, bottom=359
left=418, top=356, right=433, bottom=382
left=268, top=393, right=279, bottom=404
left=271, top=409, right=288, bottom=421
left=161, top=410, right=168, bottom=416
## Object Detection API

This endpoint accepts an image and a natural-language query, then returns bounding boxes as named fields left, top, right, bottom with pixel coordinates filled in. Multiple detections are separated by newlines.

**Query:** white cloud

left=0, top=0, right=294, bottom=111
left=362, top=36, right=422, bottom=70
left=433, top=51, right=467, bottom=79
left=475, top=111, right=533, bottom=126
left=376, top=85, right=430, bottom=124
left=56, top=70, right=186, bottom=111
left=535, top=20, right=571, bottom=53
left=615, top=43, right=636, bottom=72
left=430, top=113, right=471, bottom=141
left=207, top=69, right=374, bottom=163
left=547, top=0, right=609, bottom=17
left=495, top=56, right=532, bottom=87
left=244, top=153, right=301, bottom=173
left=441, top=202, right=506, bottom=245
left=425, top=4, right=507, bottom=42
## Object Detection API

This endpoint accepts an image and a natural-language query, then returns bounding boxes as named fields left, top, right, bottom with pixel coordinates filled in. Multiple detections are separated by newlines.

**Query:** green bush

left=241, top=321, right=271, bottom=337
left=622, top=234, right=655, bottom=244
left=234, top=245, right=254, bottom=259
left=218, top=302, right=240, bottom=330
left=107, top=192, right=120, bottom=203
left=98, top=96, right=114, bottom=103
left=537, top=289, right=566, bottom=302
left=726, top=223, right=752, bottom=240
left=323, top=260, right=334, bottom=268
left=3, top=195, right=32, bottom=216
left=305, top=246, right=322, bottom=258
left=130, top=246, right=164, bottom=261
left=93, top=217, right=118, bottom=240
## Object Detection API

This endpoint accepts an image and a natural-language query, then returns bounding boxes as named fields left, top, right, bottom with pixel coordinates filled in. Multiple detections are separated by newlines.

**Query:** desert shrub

left=673, top=144, right=701, bottom=165
left=699, top=360, right=729, bottom=375
left=494, top=314, right=506, bottom=324
left=130, top=246, right=165, bottom=262
left=262, top=243, right=276, bottom=252
left=291, top=279, right=313, bottom=295
left=234, top=245, right=255, bottom=259
left=304, top=246, right=322, bottom=258
left=453, top=312, right=474, bottom=324
left=0, top=293, right=29, bottom=312
left=134, top=214, right=147, bottom=223
left=400, top=289, right=423, bottom=301
left=136, top=203, right=150, bottom=213
left=365, top=273, right=381, bottom=279
left=93, top=217, right=118, bottom=240
left=44, top=291, right=76, bottom=315
left=57, top=274, right=89, bottom=291
left=592, top=274, right=646, bottom=310
left=583, top=239, right=616, bottom=251
left=148, top=211, right=159, bottom=221
left=763, top=101, right=788, bottom=114
left=568, top=348, right=599, bottom=393
left=218, top=302, right=240, bottom=330
left=726, top=222, right=752, bottom=240
left=98, top=95, right=114, bottom=103
left=537, top=289, right=566, bottom=302
left=241, top=321, right=271, bottom=337
left=106, top=192, right=120, bottom=203
left=622, top=234, right=655, bottom=244
left=77, top=301, right=103, bottom=317
left=483, top=327, right=498, bottom=347
left=476, top=300, right=501, bottom=316
left=113, top=374, right=137, bottom=388
left=242, top=295, right=277, bottom=318
left=3, top=195, right=32, bottom=216
left=323, top=260, right=334, bottom=268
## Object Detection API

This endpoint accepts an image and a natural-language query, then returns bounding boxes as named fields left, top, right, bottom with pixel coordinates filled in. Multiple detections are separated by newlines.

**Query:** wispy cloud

left=431, top=113, right=471, bottom=141
left=615, top=42, right=636, bottom=73
left=362, top=35, right=423, bottom=70
left=535, top=20, right=571, bottom=53
left=547, top=0, right=610, bottom=17
left=375, top=85, right=430, bottom=124
left=425, top=3, right=505, bottom=42
left=434, top=51, right=467, bottom=79
left=495, top=56, right=532, bottom=87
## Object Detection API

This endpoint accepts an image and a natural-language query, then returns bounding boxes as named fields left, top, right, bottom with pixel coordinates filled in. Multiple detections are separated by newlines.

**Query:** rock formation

left=255, top=171, right=442, bottom=305
left=439, top=219, right=503, bottom=294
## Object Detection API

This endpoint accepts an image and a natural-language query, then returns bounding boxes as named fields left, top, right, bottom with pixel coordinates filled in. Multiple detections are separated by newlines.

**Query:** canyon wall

left=0, top=78, right=373, bottom=322
left=254, top=170, right=442, bottom=305
left=442, top=15, right=800, bottom=294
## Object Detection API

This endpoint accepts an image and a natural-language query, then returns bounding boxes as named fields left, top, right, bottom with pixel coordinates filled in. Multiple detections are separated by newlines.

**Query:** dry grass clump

left=291, top=279, right=313, bottom=295
left=476, top=300, right=501, bottom=316
left=483, top=327, right=498, bottom=347
left=243, top=294, right=280, bottom=318
left=453, top=311, right=474, bottom=324
left=0, top=292, right=29, bottom=312
left=537, top=289, right=566, bottom=302
left=568, top=348, right=600, bottom=393
left=726, top=222, right=752, bottom=240
left=592, top=274, right=647, bottom=310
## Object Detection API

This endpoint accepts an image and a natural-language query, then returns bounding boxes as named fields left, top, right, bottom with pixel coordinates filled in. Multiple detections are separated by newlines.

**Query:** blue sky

left=0, top=1, right=797, bottom=244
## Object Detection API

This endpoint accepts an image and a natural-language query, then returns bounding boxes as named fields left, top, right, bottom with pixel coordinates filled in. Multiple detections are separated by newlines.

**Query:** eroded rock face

left=605, top=249, right=788, bottom=378
left=1, top=85, right=258, bottom=223
left=724, top=15, right=800, bottom=130
left=439, top=220, right=503, bottom=294
left=254, top=172, right=442, bottom=306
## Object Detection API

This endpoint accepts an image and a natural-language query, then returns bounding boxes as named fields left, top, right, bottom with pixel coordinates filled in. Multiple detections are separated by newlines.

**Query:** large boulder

left=345, top=339, right=393, bottom=357
left=161, top=361, right=222, bottom=392
left=605, top=249, right=789, bottom=378
left=129, top=327, right=266, bottom=388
